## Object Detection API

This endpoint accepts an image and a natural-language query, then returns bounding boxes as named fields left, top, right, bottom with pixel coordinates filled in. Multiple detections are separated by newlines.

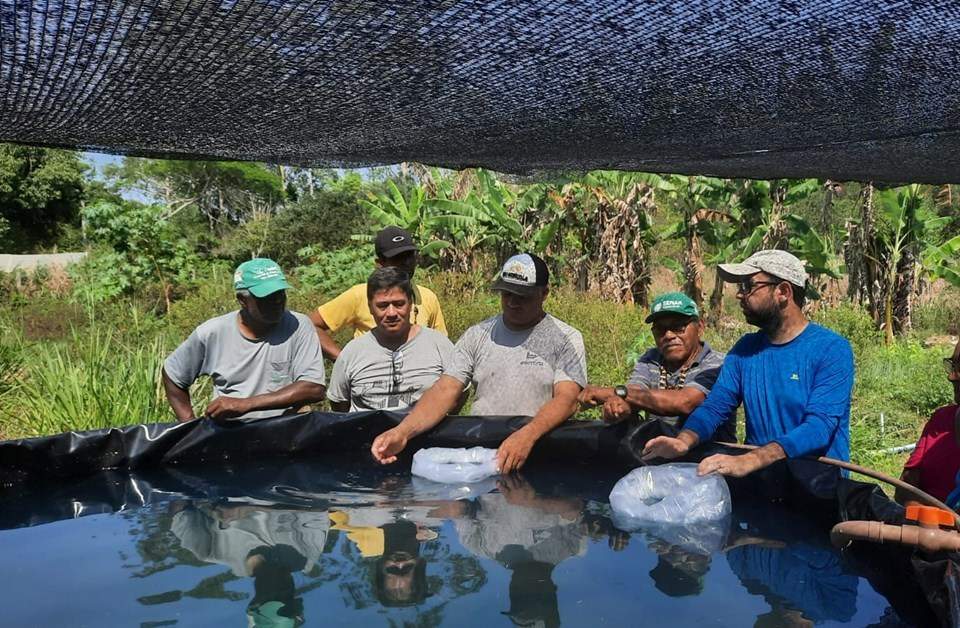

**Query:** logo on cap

left=392, top=235, right=405, bottom=242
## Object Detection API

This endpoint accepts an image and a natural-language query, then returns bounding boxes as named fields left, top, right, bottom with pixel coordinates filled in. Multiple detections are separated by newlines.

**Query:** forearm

left=162, top=370, right=196, bottom=421
left=246, top=381, right=326, bottom=413
left=626, top=385, right=703, bottom=416
left=517, top=393, right=578, bottom=441
left=309, top=311, right=342, bottom=360
left=395, top=375, right=463, bottom=438
left=736, top=441, right=786, bottom=472
left=316, top=328, right=342, bottom=360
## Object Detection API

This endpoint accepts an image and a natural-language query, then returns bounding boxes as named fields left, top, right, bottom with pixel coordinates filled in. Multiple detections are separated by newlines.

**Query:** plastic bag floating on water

left=411, top=447, right=499, bottom=484
left=609, top=463, right=731, bottom=528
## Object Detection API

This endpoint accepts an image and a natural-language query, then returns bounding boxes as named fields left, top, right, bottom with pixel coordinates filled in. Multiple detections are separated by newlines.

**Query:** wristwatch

left=614, top=385, right=628, bottom=399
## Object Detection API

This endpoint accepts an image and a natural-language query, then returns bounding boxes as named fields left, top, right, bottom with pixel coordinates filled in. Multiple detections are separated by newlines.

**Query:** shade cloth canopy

left=2, top=0, right=959, bottom=181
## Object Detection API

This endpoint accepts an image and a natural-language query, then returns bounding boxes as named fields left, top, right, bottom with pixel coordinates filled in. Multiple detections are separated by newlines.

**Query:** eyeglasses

left=652, top=319, right=695, bottom=335
left=735, top=279, right=780, bottom=296
left=944, top=357, right=960, bottom=375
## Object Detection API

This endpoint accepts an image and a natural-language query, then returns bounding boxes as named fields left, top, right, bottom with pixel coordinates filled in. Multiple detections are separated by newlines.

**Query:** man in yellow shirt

left=309, top=226, right=447, bottom=359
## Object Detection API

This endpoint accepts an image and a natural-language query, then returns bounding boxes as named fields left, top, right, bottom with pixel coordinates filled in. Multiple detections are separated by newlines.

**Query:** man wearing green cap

left=578, top=292, right=733, bottom=441
left=162, top=258, right=327, bottom=421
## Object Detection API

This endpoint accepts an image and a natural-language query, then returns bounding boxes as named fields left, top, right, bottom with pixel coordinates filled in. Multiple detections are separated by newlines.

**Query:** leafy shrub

left=812, top=302, right=880, bottom=352
left=296, top=244, right=373, bottom=298
left=75, top=201, right=198, bottom=306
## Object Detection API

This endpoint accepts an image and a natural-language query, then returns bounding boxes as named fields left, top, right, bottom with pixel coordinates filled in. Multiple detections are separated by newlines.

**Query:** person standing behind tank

left=326, top=267, right=456, bottom=412
left=162, top=258, right=326, bottom=422
left=642, top=250, right=854, bottom=477
left=371, top=253, right=587, bottom=474
left=309, top=226, right=447, bottom=360
left=578, top=291, right=733, bottom=441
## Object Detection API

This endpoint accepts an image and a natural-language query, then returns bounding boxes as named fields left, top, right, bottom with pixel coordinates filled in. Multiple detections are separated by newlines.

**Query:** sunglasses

left=735, top=279, right=780, bottom=296
left=652, top=318, right=696, bottom=335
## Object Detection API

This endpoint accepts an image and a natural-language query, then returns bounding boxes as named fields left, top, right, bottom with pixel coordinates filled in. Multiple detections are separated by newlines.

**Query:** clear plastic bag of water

left=609, top=463, right=731, bottom=528
left=411, top=447, right=499, bottom=484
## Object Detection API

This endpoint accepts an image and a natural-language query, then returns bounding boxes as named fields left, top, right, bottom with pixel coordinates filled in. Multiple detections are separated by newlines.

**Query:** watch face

left=615, top=385, right=628, bottom=399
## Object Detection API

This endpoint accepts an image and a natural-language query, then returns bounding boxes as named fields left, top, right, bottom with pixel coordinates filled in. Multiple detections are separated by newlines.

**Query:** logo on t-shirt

left=790, top=373, right=800, bottom=381
left=521, top=350, right=544, bottom=367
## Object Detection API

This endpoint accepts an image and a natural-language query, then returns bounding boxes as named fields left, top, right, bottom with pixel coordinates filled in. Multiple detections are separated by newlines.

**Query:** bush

left=295, top=245, right=374, bottom=298
left=812, top=302, right=880, bottom=353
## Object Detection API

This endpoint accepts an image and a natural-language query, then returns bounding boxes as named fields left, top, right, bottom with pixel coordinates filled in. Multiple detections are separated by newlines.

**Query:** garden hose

left=716, top=441, right=960, bottom=527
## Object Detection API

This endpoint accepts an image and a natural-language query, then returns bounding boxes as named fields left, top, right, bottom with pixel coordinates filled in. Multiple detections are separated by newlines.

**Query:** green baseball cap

left=645, top=291, right=699, bottom=323
left=234, top=258, right=291, bottom=297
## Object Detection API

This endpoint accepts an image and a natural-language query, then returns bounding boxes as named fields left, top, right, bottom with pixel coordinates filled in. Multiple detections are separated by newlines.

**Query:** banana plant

left=355, top=180, right=450, bottom=260
left=873, top=184, right=943, bottom=342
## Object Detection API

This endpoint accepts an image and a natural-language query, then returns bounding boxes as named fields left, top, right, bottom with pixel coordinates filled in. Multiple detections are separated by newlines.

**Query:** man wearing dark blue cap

left=162, top=258, right=327, bottom=421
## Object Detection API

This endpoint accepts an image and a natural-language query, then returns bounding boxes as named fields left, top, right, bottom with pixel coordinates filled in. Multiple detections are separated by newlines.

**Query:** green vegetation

left=4, top=145, right=960, bottom=487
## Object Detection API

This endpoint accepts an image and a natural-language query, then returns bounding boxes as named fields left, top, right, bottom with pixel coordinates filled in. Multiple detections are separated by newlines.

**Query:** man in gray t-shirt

left=327, top=267, right=456, bottom=412
left=579, top=291, right=732, bottom=441
left=372, top=253, right=587, bottom=474
left=162, top=258, right=326, bottom=421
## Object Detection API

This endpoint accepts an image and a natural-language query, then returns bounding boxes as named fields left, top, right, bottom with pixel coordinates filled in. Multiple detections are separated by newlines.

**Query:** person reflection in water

left=725, top=506, right=858, bottom=627
left=449, top=476, right=592, bottom=628
left=329, top=508, right=438, bottom=607
left=169, top=500, right=331, bottom=627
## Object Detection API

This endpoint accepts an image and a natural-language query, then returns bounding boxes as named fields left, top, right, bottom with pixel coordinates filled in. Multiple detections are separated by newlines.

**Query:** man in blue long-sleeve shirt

left=642, top=250, right=854, bottom=478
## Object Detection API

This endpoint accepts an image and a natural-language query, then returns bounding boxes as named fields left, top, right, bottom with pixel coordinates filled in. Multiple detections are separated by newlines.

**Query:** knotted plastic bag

left=609, top=463, right=731, bottom=529
left=411, top=447, right=499, bottom=484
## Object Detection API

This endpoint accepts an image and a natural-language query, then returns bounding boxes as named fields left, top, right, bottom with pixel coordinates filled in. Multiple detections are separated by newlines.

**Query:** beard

left=742, top=300, right=783, bottom=333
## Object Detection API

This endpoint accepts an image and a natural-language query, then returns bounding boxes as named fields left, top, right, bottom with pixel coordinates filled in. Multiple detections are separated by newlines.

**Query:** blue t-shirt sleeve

left=683, top=347, right=743, bottom=443
left=774, top=337, right=854, bottom=458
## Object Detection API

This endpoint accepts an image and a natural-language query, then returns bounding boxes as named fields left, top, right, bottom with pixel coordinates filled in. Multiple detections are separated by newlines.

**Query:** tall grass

left=4, top=330, right=173, bottom=437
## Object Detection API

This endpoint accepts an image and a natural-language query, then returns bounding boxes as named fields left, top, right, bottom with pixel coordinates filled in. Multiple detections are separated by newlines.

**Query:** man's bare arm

left=162, top=369, right=196, bottom=422
left=308, top=310, right=342, bottom=360
left=625, top=385, right=707, bottom=416
left=498, top=380, right=581, bottom=473
left=697, top=442, right=786, bottom=478
left=205, top=381, right=327, bottom=420
left=370, top=375, right=465, bottom=463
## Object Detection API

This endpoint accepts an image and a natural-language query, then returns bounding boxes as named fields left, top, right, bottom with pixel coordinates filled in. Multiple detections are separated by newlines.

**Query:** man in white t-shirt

left=327, top=267, right=455, bottom=412
left=371, top=253, right=587, bottom=473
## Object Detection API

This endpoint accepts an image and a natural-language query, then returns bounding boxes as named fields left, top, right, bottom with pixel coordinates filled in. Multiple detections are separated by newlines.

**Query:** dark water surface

left=0, top=458, right=907, bottom=627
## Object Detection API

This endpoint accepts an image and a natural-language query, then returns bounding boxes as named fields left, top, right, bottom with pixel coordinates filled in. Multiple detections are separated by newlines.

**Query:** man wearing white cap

left=371, top=253, right=587, bottom=474
left=642, top=250, right=854, bottom=478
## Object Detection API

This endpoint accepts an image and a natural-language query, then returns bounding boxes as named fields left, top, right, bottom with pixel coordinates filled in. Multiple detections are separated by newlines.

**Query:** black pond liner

left=1, top=410, right=958, bottom=626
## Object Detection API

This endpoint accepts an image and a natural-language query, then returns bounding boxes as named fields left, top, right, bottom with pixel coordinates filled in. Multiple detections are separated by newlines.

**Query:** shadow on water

left=0, top=457, right=915, bottom=627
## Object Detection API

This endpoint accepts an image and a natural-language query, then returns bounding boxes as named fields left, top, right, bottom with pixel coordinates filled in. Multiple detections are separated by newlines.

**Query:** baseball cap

left=491, top=253, right=549, bottom=296
left=234, top=258, right=291, bottom=297
left=374, top=226, right=417, bottom=258
left=717, top=249, right=808, bottom=287
left=645, top=292, right=700, bottom=323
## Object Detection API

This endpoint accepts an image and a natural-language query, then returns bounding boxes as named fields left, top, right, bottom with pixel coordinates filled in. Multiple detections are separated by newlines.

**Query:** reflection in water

left=0, top=460, right=903, bottom=626
left=170, top=501, right=331, bottom=626
left=725, top=505, right=858, bottom=627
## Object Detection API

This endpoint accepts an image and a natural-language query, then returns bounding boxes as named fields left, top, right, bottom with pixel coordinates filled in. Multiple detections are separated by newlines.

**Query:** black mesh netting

left=2, top=0, right=960, bottom=182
